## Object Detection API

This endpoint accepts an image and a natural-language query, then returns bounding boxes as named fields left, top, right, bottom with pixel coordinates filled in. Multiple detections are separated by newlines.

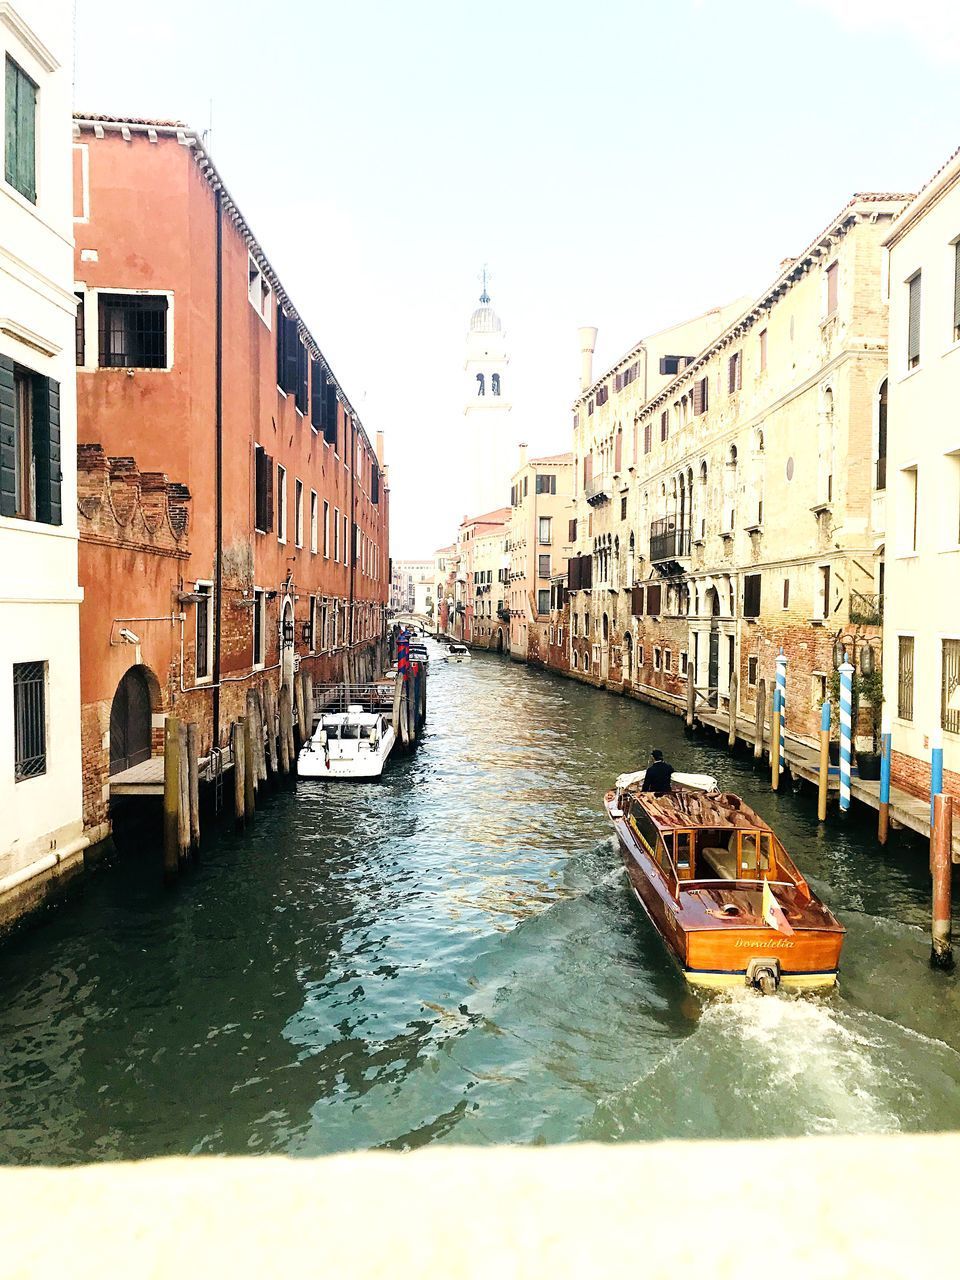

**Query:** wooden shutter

left=826, top=262, right=838, bottom=315
left=693, top=380, right=703, bottom=415
left=614, top=430, right=622, bottom=473
left=32, top=375, right=61, bottom=525
left=285, top=316, right=299, bottom=394
left=646, top=584, right=662, bottom=615
left=631, top=585, right=644, bottom=617
left=660, top=411, right=668, bottom=442
left=744, top=573, right=761, bottom=618
left=5, top=58, right=37, bottom=203
left=324, top=382, right=338, bottom=446
left=296, top=338, right=308, bottom=412
left=568, top=518, right=577, bottom=542
left=264, top=453, right=274, bottom=531
left=310, top=358, right=323, bottom=428
left=644, top=423, right=652, bottom=454
left=955, top=244, right=960, bottom=337
left=0, top=356, right=16, bottom=517
left=908, top=276, right=921, bottom=366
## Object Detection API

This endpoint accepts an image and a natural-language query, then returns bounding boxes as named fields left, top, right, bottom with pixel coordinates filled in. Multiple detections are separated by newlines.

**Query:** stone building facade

left=882, top=149, right=960, bottom=803
left=454, top=508, right=509, bottom=649
left=506, top=448, right=575, bottom=665
left=72, top=115, right=390, bottom=835
left=566, top=193, right=909, bottom=751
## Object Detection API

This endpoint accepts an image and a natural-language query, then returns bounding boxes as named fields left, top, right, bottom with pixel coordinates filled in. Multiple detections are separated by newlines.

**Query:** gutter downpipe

left=213, top=186, right=224, bottom=747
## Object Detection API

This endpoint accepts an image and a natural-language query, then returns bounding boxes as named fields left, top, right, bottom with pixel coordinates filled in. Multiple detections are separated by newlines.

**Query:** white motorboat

left=297, top=704, right=396, bottom=780
left=442, top=643, right=471, bottom=663
left=409, top=643, right=429, bottom=670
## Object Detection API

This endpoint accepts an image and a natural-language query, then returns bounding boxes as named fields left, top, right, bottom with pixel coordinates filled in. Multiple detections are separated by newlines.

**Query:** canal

left=3, top=644, right=960, bottom=1163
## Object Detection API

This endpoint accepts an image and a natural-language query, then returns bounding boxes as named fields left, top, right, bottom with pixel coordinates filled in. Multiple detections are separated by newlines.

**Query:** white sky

left=74, top=0, right=960, bottom=557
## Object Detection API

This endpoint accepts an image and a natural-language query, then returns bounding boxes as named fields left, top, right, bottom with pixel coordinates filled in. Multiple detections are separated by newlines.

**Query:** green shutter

left=32, top=376, right=61, bottom=526
left=0, top=356, right=15, bottom=516
left=5, top=57, right=36, bottom=204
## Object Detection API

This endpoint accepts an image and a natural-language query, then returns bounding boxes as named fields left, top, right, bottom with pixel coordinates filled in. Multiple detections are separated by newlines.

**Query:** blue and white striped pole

left=838, top=659, right=854, bottom=813
left=931, top=728, right=944, bottom=830
left=775, top=651, right=787, bottom=777
left=878, top=712, right=892, bottom=844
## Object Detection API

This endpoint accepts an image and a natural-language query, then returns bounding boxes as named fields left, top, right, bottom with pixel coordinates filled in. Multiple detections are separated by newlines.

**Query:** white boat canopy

left=615, top=769, right=719, bottom=793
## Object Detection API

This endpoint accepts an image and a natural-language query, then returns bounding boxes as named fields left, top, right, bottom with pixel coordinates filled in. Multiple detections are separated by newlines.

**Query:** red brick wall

left=892, top=751, right=960, bottom=803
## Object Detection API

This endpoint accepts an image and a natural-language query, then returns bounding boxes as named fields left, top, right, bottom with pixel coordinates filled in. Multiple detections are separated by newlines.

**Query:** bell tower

left=463, top=267, right=514, bottom=517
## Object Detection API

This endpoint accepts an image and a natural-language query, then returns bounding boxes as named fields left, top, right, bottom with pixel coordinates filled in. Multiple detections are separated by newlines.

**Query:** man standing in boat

left=642, top=749, right=674, bottom=794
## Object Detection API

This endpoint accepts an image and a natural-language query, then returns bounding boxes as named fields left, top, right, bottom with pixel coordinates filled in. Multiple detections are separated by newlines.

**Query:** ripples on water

left=2, top=642, right=960, bottom=1163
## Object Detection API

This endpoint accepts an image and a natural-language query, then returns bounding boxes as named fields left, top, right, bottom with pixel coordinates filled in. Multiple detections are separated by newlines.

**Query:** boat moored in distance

left=605, top=771, right=845, bottom=994
left=442, top=643, right=471, bottom=663
left=298, top=704, right=396, bottom=780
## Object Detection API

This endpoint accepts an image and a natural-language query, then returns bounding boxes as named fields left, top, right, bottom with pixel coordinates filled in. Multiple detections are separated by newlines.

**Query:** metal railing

left=649, top=518, right=691, bottom=563
left=849, top=590, right=883, bottom=626
left=312, top=682, right=394, bottom=716
left=584, top=473, right=611, bottom=504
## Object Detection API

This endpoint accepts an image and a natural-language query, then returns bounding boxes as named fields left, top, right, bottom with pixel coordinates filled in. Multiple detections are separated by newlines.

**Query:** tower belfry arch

left=463, top=269, right=514, bottom=516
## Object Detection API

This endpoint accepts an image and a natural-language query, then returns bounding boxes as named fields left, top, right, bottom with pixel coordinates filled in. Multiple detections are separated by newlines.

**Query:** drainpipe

left=213, top=187, right=224, bottom=746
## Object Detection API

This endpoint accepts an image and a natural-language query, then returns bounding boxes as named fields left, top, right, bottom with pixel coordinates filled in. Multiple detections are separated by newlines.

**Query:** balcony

left=649, top=517, right=691, bottom=564
left=849, top=590, right=883, bottom=626
left=584, top=473, right=611, bottom=506
left=497, top=607, right=511, bottom=621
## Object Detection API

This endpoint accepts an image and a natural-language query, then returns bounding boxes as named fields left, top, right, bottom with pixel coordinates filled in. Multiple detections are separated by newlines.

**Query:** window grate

left=898, top=636, right=915, bottom=722
left=98, top=294, right=168, bottom=368
left=75, top=293, right=85, bottom=366
left=14, top=661, right=46, bottom=781
left=942, top=639, right=960, bottom=735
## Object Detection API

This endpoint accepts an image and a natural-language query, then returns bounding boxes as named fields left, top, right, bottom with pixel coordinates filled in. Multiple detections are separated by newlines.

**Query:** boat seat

left=701, top=845, right=738, bottom=881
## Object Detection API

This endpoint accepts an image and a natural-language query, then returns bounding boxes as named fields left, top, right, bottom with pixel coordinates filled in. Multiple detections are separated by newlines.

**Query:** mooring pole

left=931, top=728, right=944, bottom=831
left=771, top=688, right=781, bottom=793
left=838, top=660, right=854, bottom=814
left=754, top=678, right=765, bottom=761
left=931, top=793, right=954, bottom=970
left=231, top=720, right=245, bottom=830
left=686, top=674, right=695, bottom=730
left=187, top=721, right=201, bottom=854
left=775, top=651, right=787, bottom=779
left=163, top=715, right=180, bottom=884
left=817, top=699, right=830, bottom=822
left=878, top=713, right=892, bottom=845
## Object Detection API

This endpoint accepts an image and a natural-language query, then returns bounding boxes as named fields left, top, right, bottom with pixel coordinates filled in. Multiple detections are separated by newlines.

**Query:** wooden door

left=109, top=667, right=152, bottom=775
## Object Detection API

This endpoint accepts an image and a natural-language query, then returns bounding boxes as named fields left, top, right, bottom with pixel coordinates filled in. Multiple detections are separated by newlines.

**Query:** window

left=5, top=57, right=37, bottom=203
left=621, top=495, right=627, bottom=520
left=638, top=644, right=644, bottom=667
left=728, top=350, right=742, bottom=394
left=907, top=273, right=921, bottom=369
left=942, top=639, right=960, bottom=734
left=308, top=596, right=318, bottom=652
left=195, top=583, right=213, bottom=680
left=653, top=647, right=661, bottom=671
left=295, top=335, right=308, bottom=414
left=75, top=293, right=85, bottom=366
left=538, top=589, right=550, bottom=615
left=747, top=655, right=758, bottom=686
left=98, top=293, right=169, bottom=368
left=680, top=650, right=688, bottom=676
left=818, top=564, right=831, bottom=620
left=538, top=516, right=551, bottom=544
left=659, top=355, right=687, bottom=376
left=294, top=478, right=303, bottom=547
left=13, top=660, right=45, bottom=781
left=247, top=255, right=272, bottom=326
left=323, top=500, right=330, bottom=557
left=276, top=465, right=287, bottom=543
left=954, top=242, right=960, bottom=343
left=826, top=262, right=838, bottom=316
left=538, top=554, right=550, bottom=579
left=333, top=508, right=340, bottom=560
left=254, top=445, right=274, bottom=533
left=253, top=588, right=265, bottom=668
left=535, top=474, right=556, bottom=495
left=782, top=578, right=790, bottom=609
left=277, top=310, right=299, bottom=393
left=568, top=518, right=577, bottom=542
left=646, top=584, right=662, bottom=615
left=0, top=362, right=61, bottom=525
left=876, top=379, right=888, bottom=491
left=523, top=476, right=529, bottom=498
left=342, top=514, right=349, bottom=566
left=901, top=465, right=918, bottom=552
left=759, top=328, right=768, bottom=373
left=310, top=490, right=318, bottom=553
left=898, top=636, right=915, bottom=721
left=693, top=376, right=709, bottom=415
left=664, top=649, right=672, bottom=673
left=660, top=411, right=668, bottom=443
left=743, top=573, right=761, bottom=619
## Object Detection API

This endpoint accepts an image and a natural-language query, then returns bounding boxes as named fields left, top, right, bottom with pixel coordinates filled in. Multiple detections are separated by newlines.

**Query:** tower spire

left=479, top=263, right=491, bottom=305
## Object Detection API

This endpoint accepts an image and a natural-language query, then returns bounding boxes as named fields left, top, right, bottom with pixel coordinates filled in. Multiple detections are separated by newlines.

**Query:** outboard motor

left=746, top=958, right=781, bottom=996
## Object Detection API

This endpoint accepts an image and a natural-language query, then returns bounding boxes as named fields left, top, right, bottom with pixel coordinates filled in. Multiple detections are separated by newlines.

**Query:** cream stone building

left=882, top=149, right=960, bottom=803
left=506, top=447, right=575, bottom=663
left=0, top=1, right=86, bottom=923
left=454, top=509, right=509, bottom=650
left=566, top=193, right=909, bottom=752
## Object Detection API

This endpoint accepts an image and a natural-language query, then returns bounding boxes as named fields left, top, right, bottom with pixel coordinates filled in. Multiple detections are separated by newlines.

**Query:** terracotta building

left=72, top=115, right=389, bottom=837
left=453, top=508, right=509, bottom=649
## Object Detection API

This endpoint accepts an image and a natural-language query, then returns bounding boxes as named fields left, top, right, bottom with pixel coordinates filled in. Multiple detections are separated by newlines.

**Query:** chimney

left=375, top=430, right=385, bottom=466
left=578, top=326, right=598, bottom=392
left=519, top=442, right=528, bottom=468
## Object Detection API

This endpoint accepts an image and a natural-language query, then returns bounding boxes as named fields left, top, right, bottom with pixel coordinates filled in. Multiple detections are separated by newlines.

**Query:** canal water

left=3, top=643, right=960, bottom=1163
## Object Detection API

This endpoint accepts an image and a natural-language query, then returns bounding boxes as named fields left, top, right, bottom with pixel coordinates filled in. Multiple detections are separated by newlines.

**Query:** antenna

left=201, top=98, right=214, bottom=150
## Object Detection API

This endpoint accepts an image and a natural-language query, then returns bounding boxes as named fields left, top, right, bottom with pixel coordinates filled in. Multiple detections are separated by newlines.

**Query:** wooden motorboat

left=442, top=643, right=471, bottom=663
left=605, top=772, right=845, bottom=994
left=298, top=704, right=396, bottom=780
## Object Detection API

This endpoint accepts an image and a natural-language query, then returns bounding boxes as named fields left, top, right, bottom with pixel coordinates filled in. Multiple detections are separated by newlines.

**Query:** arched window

left=876, top=379, right=888, bottom=491
left=819, top=387, right=835, bottom=502
left=628, top=531, right=636, bottom=587
left=492, top=372, right=501, bottom=396
left=698, top=460, right=708, bottom=539
left=724, top=445, right=738, bottom=531
left=614, top=535, right=620, bottom=586
left=623, top=631, right=633, bottom=683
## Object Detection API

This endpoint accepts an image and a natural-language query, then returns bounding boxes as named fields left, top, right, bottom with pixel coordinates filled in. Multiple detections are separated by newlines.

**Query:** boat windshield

left=341, top=723, right=361, bottom=740
left=324, top=724, right=340, bottom=741
left=359, top=723, right=377, bottom=740
left=680, top=828, right=776, bottom=882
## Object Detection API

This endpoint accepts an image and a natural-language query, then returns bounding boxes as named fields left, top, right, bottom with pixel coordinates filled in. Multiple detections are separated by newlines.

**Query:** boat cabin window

left=325, top=724, right=340, bottom=740
left=673, top=830, right=696, bottom=880
left=696, top=829, right=773, bottom=882
left=359, top=723, right=377, bottom=740
left=342, top=723, right=360, bottom=740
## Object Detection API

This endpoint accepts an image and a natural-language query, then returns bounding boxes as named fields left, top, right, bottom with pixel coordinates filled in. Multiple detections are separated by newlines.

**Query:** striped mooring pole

left=775, top=651, right=787, bottom=777
left=878, top=713, right=892, bottom=845
left=931, top=728, right=944, bottom=830
left=838, top=660, right=854, bottom=813
left=817, top=698, right=831, bottom=822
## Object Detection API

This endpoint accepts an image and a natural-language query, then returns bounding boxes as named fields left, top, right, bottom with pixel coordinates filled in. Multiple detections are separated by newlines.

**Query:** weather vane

left=479, top=263, right=492, bottom=304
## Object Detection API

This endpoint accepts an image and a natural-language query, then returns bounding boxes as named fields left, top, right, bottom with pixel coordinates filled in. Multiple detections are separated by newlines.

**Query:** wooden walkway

left=109, top=750, right=235, bottom=798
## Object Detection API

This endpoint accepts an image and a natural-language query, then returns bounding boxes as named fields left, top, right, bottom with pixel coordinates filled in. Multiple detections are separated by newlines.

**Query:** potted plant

left=855, top=665, right=884, bottom=780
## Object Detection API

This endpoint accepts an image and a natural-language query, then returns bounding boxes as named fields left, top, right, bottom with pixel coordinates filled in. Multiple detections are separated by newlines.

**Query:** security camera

left=119, top=628, right=141, bottom=645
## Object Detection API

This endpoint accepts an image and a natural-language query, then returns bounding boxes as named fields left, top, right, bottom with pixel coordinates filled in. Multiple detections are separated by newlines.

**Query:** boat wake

left=582, top=986, right=960, bottom=1142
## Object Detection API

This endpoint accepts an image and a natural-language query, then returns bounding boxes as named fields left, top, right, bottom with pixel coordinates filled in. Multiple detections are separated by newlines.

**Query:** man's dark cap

left=651, top=749, right=663, bottom=760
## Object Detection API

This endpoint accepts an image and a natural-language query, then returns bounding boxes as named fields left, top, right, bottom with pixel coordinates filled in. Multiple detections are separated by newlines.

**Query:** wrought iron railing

left=313, top=681, right=395, bottom=716
left=584, top=473, right=611, bottom=504
left=849, top=590, right=883, bottom=626
left=649, top=518, right=691, bottom=563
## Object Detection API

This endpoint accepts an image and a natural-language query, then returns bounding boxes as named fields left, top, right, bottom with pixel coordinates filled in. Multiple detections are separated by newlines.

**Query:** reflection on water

left=1, top=642, right=959, bottom=1163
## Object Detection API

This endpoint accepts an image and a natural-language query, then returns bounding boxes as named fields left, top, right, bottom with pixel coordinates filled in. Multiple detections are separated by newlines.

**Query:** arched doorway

left=281, top=596, right=295, bottom=692
left=496, top=628, right=504, bottom=653
left=623, top=632, right=633, bottom=684
left=706, top=588, right=720, bottom=708
left=110, top=666, right=153, bottom=775
left=601, top=612, right=610, bottom=680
